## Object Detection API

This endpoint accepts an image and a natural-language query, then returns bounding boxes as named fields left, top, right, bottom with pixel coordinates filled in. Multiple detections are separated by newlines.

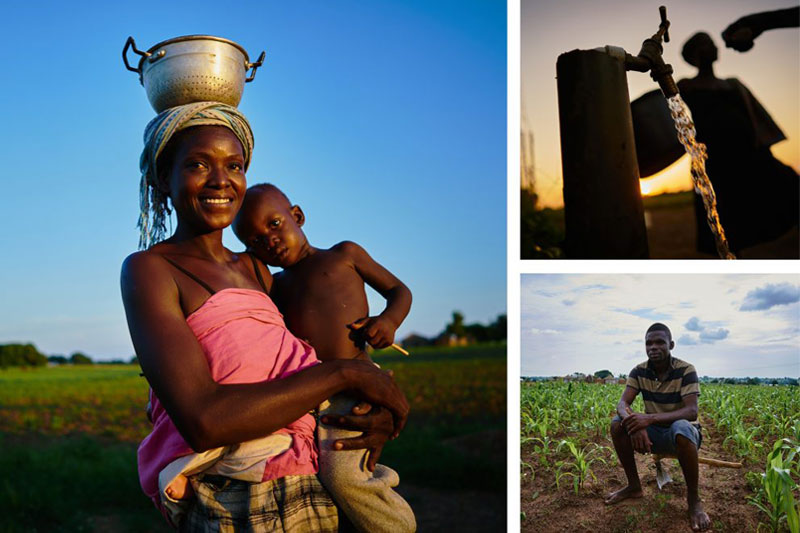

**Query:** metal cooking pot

left=123, top=35, right=265, bottom=112
left=631, top=89, right=684, bottom=178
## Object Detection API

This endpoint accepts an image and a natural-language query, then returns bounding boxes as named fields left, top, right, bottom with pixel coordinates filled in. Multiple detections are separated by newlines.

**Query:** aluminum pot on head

left=123, top=35, right=265, bottom=112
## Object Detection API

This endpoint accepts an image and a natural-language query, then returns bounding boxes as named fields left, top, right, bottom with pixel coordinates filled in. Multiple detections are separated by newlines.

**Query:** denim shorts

left=613, top=415, right=702, bottom=454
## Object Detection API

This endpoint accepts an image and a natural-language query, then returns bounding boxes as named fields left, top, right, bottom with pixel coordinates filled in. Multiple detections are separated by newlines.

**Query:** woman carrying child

left=121, top=102, right=408, bottom=530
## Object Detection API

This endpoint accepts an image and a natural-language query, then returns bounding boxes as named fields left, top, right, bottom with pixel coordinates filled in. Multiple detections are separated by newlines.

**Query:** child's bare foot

left=604, top=485, right=643, bottom=505
left=689, top=501, right=710, bottom=531
left=165, top=474, right=194, bottom=500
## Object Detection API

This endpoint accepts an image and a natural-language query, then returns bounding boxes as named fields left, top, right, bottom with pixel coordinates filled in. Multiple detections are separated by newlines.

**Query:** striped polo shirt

left=626, top=356, right=700, bottom=427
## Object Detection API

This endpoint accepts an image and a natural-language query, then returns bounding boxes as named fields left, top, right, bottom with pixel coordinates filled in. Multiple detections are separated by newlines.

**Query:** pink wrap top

left=137, top=288, right=320, bottom=506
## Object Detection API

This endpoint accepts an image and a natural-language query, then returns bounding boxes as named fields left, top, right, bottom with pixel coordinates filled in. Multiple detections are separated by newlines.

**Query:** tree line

left=402, top=311, right=507, bottom=347
left=0, top=343, right=135, bottom=369
left=4, top=310, right=508, bottom=369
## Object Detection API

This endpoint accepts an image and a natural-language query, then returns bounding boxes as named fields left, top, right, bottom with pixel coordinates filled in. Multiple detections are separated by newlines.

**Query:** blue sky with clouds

left=0, top=1, right=506, bottom=360
left=521, top=274, right=800, bottom=378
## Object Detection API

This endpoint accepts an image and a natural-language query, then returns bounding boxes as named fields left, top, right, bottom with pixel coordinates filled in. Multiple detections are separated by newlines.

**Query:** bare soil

left=521, top=424, right=765, bottom=532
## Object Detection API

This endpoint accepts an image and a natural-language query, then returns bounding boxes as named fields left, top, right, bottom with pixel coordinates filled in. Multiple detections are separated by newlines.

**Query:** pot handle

left=122, top=36, right=150, bottom=75
left=245, top=51, right=266, bottom=82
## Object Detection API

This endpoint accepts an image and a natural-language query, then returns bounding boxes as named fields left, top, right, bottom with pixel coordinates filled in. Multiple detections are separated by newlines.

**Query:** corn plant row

left=521, top=382, right=800, bottom=510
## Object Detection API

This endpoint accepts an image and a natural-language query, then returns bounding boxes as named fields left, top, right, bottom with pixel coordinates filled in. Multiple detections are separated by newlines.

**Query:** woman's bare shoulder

left=120, top=246, right=174, bottom=294
left=122, top=247, right=160, bottom=272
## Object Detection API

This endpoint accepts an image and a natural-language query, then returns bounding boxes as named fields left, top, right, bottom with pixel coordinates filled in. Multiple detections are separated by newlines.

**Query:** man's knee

left=671, top=420, right=701, bottom=450
left=670, top=419, right=693, bottom=432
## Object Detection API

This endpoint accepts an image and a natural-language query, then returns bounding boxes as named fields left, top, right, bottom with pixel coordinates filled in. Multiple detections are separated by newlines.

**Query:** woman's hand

left=321, top=402, right=396, bottom=471
left=338, top=360, right=409, bottom=438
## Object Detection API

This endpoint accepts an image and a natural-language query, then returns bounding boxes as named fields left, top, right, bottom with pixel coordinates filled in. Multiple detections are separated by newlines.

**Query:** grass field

left=0, top=344, right=506, bottom=532
left=520, top=381, right=800, bottom=532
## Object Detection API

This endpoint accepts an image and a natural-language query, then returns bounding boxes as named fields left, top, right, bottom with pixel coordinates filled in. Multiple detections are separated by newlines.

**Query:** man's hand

left=722, top=17, right=761, bottom=52
left=348, top=316, right=398, bottom=350
left=622, top=412, right=653, bottom=434
left=320, top=402, right=396, bottom=472
left=630, top=429, right=653, bottom=454
left=622, top=407, right=652, bottom=453
left=722, top=8, right=800, bottom=52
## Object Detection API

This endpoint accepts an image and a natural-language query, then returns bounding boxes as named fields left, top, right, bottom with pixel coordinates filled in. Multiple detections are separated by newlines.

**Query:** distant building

left=434, top=333, right=471, bottom=347
left=401, top=334, right=432, bottom=348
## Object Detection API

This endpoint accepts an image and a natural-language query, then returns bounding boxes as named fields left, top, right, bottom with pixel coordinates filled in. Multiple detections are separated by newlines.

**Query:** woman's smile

left=200, top=197, right=234, bottom=205
left=165, top=126, right=247, bottom=232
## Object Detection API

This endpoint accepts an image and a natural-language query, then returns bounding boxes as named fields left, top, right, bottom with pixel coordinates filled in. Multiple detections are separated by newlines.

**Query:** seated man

left=605, top=323, right=710, bottom=532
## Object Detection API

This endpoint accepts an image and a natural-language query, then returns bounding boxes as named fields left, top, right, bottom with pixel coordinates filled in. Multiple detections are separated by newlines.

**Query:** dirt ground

left=521, top=424, right=764, bottom=532
left=399, top=484, right=506, bottom=532
left=645, top=203, right=799, bottom=259
left=399, top=428, right=507, bottom=532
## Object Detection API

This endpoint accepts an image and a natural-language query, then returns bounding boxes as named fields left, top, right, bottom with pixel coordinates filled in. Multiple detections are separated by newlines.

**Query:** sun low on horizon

left=639, top=155, right=693, bottom=197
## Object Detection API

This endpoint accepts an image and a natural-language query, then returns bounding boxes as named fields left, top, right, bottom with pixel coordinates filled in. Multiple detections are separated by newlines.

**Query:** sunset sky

left=521, top=274, right=800, bottom=379
left=522, top=0, right=800, bottom=208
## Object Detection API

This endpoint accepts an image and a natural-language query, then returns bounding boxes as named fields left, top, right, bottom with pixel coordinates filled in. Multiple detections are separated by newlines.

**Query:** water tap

left=625, top=6, right=679, bottom=98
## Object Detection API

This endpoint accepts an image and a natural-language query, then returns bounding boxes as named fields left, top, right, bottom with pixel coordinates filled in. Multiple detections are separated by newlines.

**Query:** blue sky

left=0, top=1, right=506, bottom=360
left=521, top=274, right=800, bottom=378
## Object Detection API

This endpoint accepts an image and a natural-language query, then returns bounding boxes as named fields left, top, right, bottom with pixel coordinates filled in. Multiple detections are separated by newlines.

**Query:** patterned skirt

left=180, top=474, right=338, bottom=532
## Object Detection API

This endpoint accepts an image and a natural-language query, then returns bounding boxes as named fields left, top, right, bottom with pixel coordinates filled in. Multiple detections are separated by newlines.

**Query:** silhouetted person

left=722, top=6, right=799, bottom=52
left=677, top=32, right=799, bottom=256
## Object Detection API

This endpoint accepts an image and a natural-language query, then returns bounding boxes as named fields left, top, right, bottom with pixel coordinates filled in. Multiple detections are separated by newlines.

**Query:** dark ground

left=644, top=194, right=799, bottom=259
left=522, top=191, right=800, bottom=259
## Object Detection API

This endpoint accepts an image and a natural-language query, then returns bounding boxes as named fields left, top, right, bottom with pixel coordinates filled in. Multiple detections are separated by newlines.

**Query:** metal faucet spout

left=625, top=6, right=679, bottom=98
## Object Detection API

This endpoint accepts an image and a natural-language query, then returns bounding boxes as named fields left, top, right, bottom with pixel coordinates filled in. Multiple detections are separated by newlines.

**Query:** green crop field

left=0, top=344, right=506, bottom=532
left=520, top=381, right=800, bottom=533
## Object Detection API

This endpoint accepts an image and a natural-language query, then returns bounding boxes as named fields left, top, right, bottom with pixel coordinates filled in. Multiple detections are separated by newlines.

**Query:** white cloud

left=530, top=328, right=559, bottom=335
left=699, top=328, right=730, bottom=343
left=740, top=283, right=800, bottom=311
left=521, top=274, right=800, bottom=377
left=685, top=316, right=703, bottom=331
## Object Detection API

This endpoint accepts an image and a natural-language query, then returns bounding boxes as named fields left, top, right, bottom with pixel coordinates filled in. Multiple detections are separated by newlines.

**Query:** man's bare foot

left=165, top=474, right=194, bottom=500
left=689, top=501, right=711, bottom=531
left=604, top=485, right=643, bottom=505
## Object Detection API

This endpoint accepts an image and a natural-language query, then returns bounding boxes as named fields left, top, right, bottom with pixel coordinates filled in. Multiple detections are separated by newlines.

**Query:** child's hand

left=348, top=316, right=397, bottom=349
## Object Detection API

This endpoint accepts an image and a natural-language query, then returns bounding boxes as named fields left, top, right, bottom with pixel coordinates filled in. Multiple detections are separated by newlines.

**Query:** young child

left=232, top=183, right=415, bottom=533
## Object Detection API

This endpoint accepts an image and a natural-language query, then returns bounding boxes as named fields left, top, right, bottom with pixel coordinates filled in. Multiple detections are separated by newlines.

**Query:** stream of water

left=666, top=94, right=736, bottom=260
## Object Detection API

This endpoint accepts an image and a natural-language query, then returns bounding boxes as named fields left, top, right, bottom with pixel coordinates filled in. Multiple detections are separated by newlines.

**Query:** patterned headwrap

left=138, top=101, right=255, bottom=249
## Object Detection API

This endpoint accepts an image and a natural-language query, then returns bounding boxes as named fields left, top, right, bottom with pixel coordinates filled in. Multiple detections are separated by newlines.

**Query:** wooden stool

left=653, top=453, right=742, bottom=489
